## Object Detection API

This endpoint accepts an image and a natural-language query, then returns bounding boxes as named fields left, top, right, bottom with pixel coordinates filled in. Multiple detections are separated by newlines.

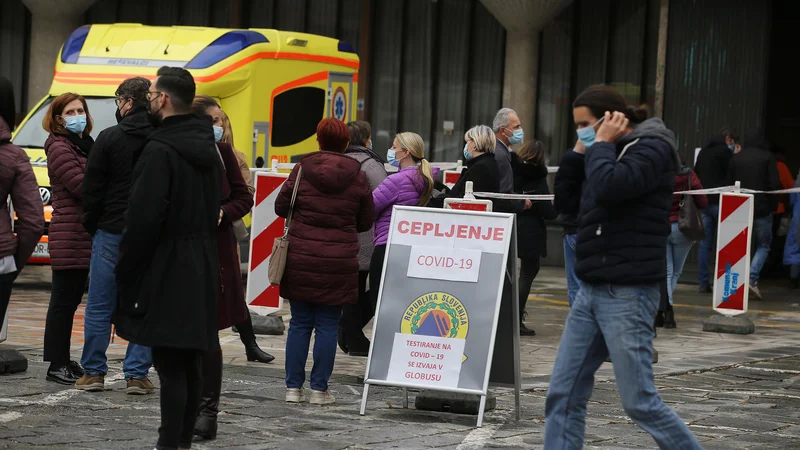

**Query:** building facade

left=1, top=0, right=796, bottom=172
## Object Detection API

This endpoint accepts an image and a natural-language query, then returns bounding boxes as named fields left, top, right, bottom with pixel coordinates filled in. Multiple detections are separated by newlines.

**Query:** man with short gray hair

left=492, top=108, right=532, bottom=211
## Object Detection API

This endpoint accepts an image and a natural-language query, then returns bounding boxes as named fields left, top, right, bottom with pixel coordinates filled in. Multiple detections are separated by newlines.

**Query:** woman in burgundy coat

left=190, top=96, right=254, bottom=440
left=42, top=93, right=94, bottom=385
left=278, top=118, right=374, bottom=406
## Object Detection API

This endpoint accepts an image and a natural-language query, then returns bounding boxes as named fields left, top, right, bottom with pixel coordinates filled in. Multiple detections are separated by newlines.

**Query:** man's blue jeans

left=563, top=234, right=580, bottom=307
left=666, top=223, right=695, bottom=305
left=698, top=203, right=719, bottom=288
left=751, top=215, right=773, bottom=284
left=544, top=283, right=701, bottom=449
left=285, top=300, right=342, bottom=392
left=80, top=230, right=152, bottom=379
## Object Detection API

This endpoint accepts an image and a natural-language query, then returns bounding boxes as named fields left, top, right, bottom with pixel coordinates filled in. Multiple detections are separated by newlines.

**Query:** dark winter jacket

left=727, top=133, right=780, bottom=219
left=82, top=109, right=152, bottom=236
left=576, top=118, right=680, bottom=285
left=670, top=169, right=708, bottom=223
left=554, top=149, right=586, bottom=235
left=0, top=117, right=44, bottom=271
left=44, top=132, right=93, bottom=270
left=512, top=154, right=557, bottom=259
left=344, top=145, right=387, bottom=270
left=694, top=135, right=733, bottom=205
left=448, top=153, right=500, bottom=200
left=216, top=141, right=253, bottom=330
left=494, top=139, right=526, bottom=212
left=275, top=151, right=374, bottom=306
left=115, top=114, right=222, bottom=351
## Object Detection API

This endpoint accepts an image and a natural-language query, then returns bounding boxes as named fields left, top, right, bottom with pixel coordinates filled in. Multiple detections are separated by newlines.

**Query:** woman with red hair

left=41, top=92, right=95, bottom=385
left=275, top=118, right=374, bottom=405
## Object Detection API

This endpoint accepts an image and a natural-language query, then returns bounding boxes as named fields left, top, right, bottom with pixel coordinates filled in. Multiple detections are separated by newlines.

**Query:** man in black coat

left=115, top=67, right=222, bottom=450
left=79, top=77, right=154, bottom=395
left=727, top=131, right=781, bottom=298
left=694, top=127, right=737, bottom=292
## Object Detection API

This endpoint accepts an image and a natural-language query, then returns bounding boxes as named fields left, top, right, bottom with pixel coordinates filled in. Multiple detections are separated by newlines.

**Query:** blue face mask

left=508, top=128, right=524, bottom=145
left=463, top=143, right=473, bottom=161
left=728, top=144, right=735, bottom=151
left=64, top=115, right=87, bottom=135
left=213, top=126, right=224, bottom=142
left=576, top=117, right=604, bottom=149
left=387, top=149, right=399, bottom=167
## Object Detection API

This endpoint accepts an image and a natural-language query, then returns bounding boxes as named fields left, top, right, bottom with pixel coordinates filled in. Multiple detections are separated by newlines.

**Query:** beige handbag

left=268, top=167, right=303, bottom=285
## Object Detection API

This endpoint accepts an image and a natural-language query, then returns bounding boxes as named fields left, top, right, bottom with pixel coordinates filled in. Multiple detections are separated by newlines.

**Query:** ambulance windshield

left=12, top=97, right=118, bottom=148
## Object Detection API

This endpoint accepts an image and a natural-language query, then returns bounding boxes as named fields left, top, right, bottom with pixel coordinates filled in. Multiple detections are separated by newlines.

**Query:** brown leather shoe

left=126, top=377, right=155, bottom=395
left=75, top=373, right=105, bottom=392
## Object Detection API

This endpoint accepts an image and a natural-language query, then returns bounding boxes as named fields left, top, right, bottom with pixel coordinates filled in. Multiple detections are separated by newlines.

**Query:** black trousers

left=43, top=269, right=88, bottom=366
left=0, top=271, right=17, bottom=326
left=152, top=346, right=204, bottom=450
left=518, top=257, right=541, bottom=321
left=369, top=245, right=387, bottom=312
left=339, top=271, right=372, bottom=345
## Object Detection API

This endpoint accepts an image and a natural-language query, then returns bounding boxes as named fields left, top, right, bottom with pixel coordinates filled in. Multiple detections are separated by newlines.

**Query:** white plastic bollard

left=456, top=160, right=463, bottom=170
left=734, top=181, right=741, bottom=193
left=271, top=158, right=279, bottom=173
left=464, top=181, right=476, bottom=200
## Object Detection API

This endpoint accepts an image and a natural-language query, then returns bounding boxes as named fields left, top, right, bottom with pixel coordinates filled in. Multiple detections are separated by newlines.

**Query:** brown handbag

left=678, top=171, right=706, bottom=241
left=268, top=167, right=303, bottom=285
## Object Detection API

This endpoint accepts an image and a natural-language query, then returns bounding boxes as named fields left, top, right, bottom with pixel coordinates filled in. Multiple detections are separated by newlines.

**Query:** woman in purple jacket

left=369, top=132, right=435, bottom=308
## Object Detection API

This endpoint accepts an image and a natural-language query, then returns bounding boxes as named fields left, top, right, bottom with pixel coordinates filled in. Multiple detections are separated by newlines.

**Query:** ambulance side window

left=271, top=87, right=326, bottom=147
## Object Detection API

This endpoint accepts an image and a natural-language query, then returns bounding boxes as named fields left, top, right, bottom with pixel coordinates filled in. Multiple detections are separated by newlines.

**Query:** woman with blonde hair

left=219, top=109, right=255, bottom=196
left=370, top=132, right=436, bottom=309
left=447, top=125, right=501, bottom=198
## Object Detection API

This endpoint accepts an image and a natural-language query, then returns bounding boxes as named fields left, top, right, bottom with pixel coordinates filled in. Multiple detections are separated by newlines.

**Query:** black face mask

left=147, top=99, right=163, bottom=128
left=115, top=108, right=124, bottom=124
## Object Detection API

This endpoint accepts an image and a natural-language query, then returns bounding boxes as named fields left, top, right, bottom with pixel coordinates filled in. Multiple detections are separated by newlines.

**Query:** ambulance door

left=327, top=72, right=355, bottom=123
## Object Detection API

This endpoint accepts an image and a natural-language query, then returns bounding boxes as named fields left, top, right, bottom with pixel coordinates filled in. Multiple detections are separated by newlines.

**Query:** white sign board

left=360, top=206, right=515, bottom=426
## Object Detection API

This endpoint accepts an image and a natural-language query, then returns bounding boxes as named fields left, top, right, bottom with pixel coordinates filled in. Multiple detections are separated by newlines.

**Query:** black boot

left=664, top=305, right=677, bottom=329
left=654, top=311, right=665, bottom=328
left=791, top=278, right=800, bottom=290
left=194, top=344, right=222, bottom=440
left=237, top=313, right=275, bottom=363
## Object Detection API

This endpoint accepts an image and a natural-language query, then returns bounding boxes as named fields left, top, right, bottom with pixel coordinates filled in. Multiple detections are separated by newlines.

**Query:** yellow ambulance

left=11, top=23, right=360, bottom=264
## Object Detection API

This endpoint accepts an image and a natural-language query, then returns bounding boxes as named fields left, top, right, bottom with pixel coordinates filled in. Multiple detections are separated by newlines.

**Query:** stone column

left=479, top=0, right=572, bottom=135
left=502, top=32, right=539, bottom=142
left=21, top=0, right=97, bottom=109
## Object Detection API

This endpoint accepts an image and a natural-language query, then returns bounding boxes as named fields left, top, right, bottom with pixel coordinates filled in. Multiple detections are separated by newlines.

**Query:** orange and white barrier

left=245, top=170, right=289, bottom=315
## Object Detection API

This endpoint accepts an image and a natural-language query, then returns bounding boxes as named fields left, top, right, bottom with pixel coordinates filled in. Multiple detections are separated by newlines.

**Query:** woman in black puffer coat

left=511, top=140, right=556, bottom=336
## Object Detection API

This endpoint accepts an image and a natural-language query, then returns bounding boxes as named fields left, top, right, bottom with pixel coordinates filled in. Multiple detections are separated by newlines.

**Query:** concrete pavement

left=1, top=265, right=800, bottom=448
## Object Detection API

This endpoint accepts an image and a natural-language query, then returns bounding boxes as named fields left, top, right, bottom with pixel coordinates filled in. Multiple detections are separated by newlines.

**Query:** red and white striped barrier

left=444, top=182, right=493, bottom=212
left=713, top=191, right=755, bottom=316
left=245, top=171, right=289, bottom=315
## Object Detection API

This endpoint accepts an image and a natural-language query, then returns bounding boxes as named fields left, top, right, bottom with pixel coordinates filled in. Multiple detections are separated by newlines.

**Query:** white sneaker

left=309, top=389, right=335, bottom=405
left=749, top=283, right=762, bottom=300
left=285, top=387, right=305, bottom=403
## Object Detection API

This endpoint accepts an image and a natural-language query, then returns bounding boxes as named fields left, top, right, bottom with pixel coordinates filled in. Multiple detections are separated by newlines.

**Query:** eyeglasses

left=146, top=91, right=162, bottom=101
left=114, top=97, right=128, bottom=107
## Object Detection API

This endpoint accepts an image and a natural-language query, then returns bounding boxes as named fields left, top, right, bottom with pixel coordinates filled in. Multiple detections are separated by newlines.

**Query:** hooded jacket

left=275, top=151, right=374, bottom=306
left=694, top=135, right=733, bottom=205
left=82, top=109, right=153, bottom=235
left=45, top=132, right=92, bottom=270
left=115, top=114, right=222, bottom=351
left=345, top=145, right=388, bottom=270
left=727, top=132, right=780, bottom=219
left=0, top=117, right=44, bottom=271
left=577, top=118, right=679, bottom=285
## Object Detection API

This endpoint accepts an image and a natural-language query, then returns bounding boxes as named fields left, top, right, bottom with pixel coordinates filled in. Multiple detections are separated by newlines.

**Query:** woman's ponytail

left=417, top=158, right=435, bottom=207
